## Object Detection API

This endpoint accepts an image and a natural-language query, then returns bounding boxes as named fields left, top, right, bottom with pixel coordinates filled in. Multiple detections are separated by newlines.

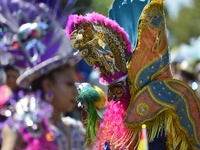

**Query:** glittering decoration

left=46, top=131, right=55, bottom=142
left=4, top=90, right=58, bottom=150
left=13, top=42, right=19, bottom=48
left=136, top=102, right=150, bottom=116
left=8, top=91, right=53, bottom=138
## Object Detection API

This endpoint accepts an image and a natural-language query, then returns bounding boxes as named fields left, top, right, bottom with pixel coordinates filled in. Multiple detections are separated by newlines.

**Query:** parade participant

left=0, top=0, right=86, bottom=149
left=66, top=0, right=200, bottom=149
left=0, top=65, right=25, bottom=148
left=0, top=65, right=20, bottom=107
left=2, top=66, right=19, bottom=94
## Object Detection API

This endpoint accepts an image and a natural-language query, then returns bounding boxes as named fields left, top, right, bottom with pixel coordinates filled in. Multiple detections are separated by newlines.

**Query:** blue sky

left=164, top=0, right=192, bottom=18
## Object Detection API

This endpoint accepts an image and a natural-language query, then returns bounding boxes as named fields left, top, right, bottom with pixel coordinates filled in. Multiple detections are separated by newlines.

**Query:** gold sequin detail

left=136, top=102, right=150, bottom=116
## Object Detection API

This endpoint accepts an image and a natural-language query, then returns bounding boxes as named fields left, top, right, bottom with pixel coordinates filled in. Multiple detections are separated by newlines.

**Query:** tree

left=90, top=0, right=113, bottom=16
left=166, top=0, right=200, bottom=46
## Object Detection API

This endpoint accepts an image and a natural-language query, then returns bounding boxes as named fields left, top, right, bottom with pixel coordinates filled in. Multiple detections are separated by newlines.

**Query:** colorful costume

left=66, top=0, right=200, bottom=149
left=0, top=0, right=86, bottom=149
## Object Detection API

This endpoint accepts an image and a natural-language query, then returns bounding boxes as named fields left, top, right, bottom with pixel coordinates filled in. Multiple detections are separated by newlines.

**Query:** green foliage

left=90, top=0, right=113, bottom=16
left=166, top=0, right=200, bottom=45
left=60, top=0, right=200, bottom=48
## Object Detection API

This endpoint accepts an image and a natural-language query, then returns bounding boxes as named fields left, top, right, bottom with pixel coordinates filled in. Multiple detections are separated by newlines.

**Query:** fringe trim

left=165, top=110, right=197, bottom=150
left=125, top=109, right=198, bottom=150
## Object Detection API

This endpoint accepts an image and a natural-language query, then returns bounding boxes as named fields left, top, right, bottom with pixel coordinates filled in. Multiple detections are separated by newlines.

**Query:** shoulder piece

left=127, top=0, right=172, bottom=95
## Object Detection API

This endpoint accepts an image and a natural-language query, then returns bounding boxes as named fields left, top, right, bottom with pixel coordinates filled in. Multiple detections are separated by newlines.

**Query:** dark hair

left=31, top=64, right=71, bottom=93
left=4, top=65, right=19, bottom=73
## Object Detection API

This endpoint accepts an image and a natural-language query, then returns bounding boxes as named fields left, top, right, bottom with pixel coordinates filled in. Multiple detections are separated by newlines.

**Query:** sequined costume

left=66, top=0, right=200, bottom=149
left=4, top=94, right=86, bottom=150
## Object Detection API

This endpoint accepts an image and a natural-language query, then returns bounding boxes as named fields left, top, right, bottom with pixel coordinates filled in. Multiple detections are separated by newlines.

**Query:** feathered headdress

left=67, top=12, right=132, bottom=84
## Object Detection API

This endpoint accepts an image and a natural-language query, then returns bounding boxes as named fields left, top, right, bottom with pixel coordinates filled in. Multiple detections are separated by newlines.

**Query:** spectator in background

left=177, top=60, right=196, bottom=88
left=0, top=65, right=20, bottom=107
left=0, top=65, right=21, bottom=148
left=177, top=60, right=200, bottom=100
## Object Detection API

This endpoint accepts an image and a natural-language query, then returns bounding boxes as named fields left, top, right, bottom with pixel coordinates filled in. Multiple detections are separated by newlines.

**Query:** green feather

left=77, top=87, right=100, bottom=146
left=85, top=102, right=99, bottom=146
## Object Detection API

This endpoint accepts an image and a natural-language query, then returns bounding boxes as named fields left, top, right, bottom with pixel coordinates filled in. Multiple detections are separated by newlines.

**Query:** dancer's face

left=49, top=66, right=78, bottom=112
left=3, top=69, right=19, bottom=91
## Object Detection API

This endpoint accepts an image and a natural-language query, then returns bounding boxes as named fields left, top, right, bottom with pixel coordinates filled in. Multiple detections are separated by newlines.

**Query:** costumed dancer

left=0, top=0, right=87, bottom=149
left=66, top=0, right=200, bottom=149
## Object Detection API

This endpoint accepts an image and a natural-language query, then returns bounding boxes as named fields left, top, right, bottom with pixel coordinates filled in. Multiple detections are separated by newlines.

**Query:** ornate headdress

left=67, top=13, right=132, bottom=81
left=67, top=12, right=132, bottom=102
left=0, top=0, right=80, bottom=88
